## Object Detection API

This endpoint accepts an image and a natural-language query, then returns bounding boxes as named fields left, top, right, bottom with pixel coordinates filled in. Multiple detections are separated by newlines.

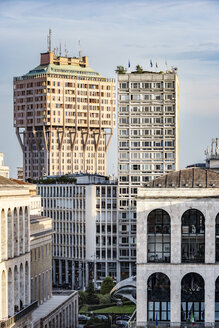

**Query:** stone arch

left=147, top=272, right=170, bottom=322
left=215, top=276, right=219, bottom=321
left=24, top=207, right=29, bottom=253
left=181, top=272, right=204, bottom=322
left=19, top=208, right=24, bottom=254
left=14, top=208, right=19, bottom=256
left=181, top=209, right=205, bottom=263
left=25, top=261, right=29, bottom=305
left=8, top=268, right=13, bottom=316
left=19, top=263, right=24, bottom=309
left=1, top=270, right=7, bottom=319
left=7, top=209, right=13, bottom=258
left=147, top=209, right=171, bottom=263
left=1, top=209, right=7, bottom=260
left=14, top=265, right=19, bottom=312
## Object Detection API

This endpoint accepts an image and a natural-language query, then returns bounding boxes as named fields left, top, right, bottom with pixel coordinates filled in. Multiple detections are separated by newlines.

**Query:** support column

left=59, top=260, right=62, bottom=285
left=136, top=266, right=147, bottom=326
left=72, top=262, right=75, bottom=290
left=205, top=267, right=215, bottom=325
left=65, top=260, right=69, bottom=284
left=85, top=262, right=89, bottom=287
left=53, top=259, right=56, bottom=285
left=170, top=273, right=181, bottom=326
left=117, top=261, right=120, bottom=283
left=78, top=262, right=82, bottom=288
left=94, top=261, right=97, bottom=288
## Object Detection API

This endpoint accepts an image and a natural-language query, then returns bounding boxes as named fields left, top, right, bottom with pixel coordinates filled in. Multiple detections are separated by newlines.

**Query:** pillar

left=205, top=267, right=215, bottom=325
left=94, top=262, right=97, bottom=288
left=71, top=262, right=75, bottom=290
left=52, top=259, right=56, bottom=284
left=85, top=262, right=89, bottom=287
left=170, top=272, right=181, bottom=326
left=65, top=260, right=69, bottom=284
left=59, top=260, right=62, bottom=285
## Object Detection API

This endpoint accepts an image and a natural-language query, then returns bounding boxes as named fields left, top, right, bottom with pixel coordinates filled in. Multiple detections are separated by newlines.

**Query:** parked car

left=116, top=315, right=130, bottom=321
left=116, top=320, right=129, bottom=328
left=78, top=314, right=90, bottom=324
left=96, top=314, right=108, bottom=320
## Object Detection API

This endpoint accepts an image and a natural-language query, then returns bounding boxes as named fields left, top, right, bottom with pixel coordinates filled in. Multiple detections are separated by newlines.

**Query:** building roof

left=0, top=175, right=19, bottom=186
left=145, top=168, right=219, bottom=188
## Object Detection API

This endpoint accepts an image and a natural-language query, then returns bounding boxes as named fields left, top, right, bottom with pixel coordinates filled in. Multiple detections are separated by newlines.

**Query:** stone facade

left=136, top=168, right=219, bottom=327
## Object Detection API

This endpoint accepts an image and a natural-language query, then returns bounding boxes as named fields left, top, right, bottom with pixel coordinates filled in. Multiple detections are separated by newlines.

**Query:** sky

left=0, top=0, right=219, bottom=177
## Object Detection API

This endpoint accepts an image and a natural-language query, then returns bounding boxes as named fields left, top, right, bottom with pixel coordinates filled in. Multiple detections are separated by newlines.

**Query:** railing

left=0, top=301, right=38, bottom=328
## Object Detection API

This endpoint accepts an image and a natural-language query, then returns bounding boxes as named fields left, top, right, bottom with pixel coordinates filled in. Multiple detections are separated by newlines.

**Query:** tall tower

left=117, top=68, right=179, bottom=280
left=14, top=51, right=115, bottom=180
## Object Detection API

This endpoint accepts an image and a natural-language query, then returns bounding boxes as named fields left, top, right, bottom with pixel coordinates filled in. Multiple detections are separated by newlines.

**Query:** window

left=147, top=209, right=170, bottom=263
left=216, top=213, right=219, bottom=262
left=181, top=209, right=205, bottom=263
left=181, top=273, right=204, bottom=322
left=148, top=273, right=170, bottom=322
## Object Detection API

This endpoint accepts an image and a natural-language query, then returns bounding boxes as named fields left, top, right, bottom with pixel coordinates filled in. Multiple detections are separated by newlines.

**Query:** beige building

left=0, top=176, right=37, bottom=328
left=14, top=51, right=115, bottom=180
left=117, top=68, right=179, bottom=279
left=30, top=216, right=53, bottom=305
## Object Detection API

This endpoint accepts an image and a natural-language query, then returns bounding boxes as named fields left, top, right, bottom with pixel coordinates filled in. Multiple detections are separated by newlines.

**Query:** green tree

left=115, top=66, right=127, bottom=74
left=100, top=276, right=115, bottom=295
left=135, top=64, right=143, bottom=73
left=86, top=280, right=99, bottom=304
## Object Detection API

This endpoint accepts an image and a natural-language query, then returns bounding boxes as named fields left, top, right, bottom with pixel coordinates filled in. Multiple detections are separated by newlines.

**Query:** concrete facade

left=0, top=176, right=35, bottom=328
left=37, top=173, right=118, bottom=289
left=117, top=69, right=179, bottom=280
left=14, top=51, right=115, bottom=180
left=136, top=168, right=219, bottom=327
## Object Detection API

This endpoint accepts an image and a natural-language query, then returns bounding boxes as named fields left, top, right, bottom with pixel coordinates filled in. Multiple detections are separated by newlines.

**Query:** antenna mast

left=78, top=40, right=82, bottom=57
left=47, top=29, right=52, bottom=52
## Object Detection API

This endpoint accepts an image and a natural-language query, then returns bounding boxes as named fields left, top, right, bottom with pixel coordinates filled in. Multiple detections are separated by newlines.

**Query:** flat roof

left=32, top=294, right=74, bottom=324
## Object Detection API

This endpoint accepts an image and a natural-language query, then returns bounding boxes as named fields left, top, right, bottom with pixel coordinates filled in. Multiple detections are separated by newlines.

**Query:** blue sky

left=0, top=0, right=219, bottom=177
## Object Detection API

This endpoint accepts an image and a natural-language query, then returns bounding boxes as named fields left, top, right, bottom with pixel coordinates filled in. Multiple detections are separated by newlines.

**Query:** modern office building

left=137, top=168, right=219, bottom=327
left=117, top=68, right=179, bottom=279
left=14, top=51, right=115, bottom=180
left=37, top=173, right=118, bottom=289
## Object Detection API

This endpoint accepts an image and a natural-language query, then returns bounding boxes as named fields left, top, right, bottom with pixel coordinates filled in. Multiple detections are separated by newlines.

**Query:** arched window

left=216, top=214, right=219, bottom=262
left=147, top=209, right=171, bottom=263
left=25, top=261, right=29, bottom=305
left=24, top=207, right=29, bottom=253
left=14, top=266, right=19, bottom=312
left=8, top=268, right=13, bottom=316
left=19, top=208, right=24, bottom=254
left=147, top=272, right=170, bottom=322
left=1, top=270, right=7, bottom=319
left=20, top=263, right=24, bottom=309
left=14, top=208, right=19, bottom=257
left=181, top=273, right=204, bottom=322
left=7, top=210, right=13, bottom=258
left=181, top=209, right=205, bottom=263
left=216, top=277, right=219, bottom=321
left=1, top=209, right=7, bottom=260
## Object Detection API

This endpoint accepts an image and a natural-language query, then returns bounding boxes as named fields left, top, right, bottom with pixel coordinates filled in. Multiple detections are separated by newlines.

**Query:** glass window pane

left=216, top=303, right=219, bottom=311
left=162, top=302, right=167, bottom=311
left=148, top=311, right=153, bottom=321
left=194, top=302, right=199, bottom=311
left=148, top=302, right=153, bottom=310
left=194, top=312, right=199, bottom=321
left=161, top=312, right=167, bottom=320
left=155, top=302, right=160, bottom=310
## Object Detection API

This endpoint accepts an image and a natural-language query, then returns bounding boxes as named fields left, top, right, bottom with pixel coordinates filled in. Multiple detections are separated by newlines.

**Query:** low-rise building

left=37, top=173, right=118, bottom=289
left=0, top=176, right=37, bottom=328
left=136, top=168, right=219, bottom=327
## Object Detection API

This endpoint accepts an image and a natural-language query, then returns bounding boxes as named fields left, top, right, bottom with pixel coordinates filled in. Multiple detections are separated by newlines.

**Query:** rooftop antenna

left=64, top=42, right=68, bottom=57
left=59, top=42, right=62, bottom=56
left=47, top=29, right=52, bottom=52
left=78, top=40, right=82, bottom=57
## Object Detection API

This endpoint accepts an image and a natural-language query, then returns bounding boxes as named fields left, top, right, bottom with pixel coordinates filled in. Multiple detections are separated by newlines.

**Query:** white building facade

left=0, top=177, right=36, bottom=327
left=117, top=69, right=179, bottom=280
left=137, top=168, right=219, bottom=327
left=37, top=174, right=118, bottom=289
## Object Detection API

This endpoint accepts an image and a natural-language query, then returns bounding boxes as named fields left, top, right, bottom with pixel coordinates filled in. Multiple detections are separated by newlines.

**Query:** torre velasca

left=13, top=51, right=115, bottom=180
